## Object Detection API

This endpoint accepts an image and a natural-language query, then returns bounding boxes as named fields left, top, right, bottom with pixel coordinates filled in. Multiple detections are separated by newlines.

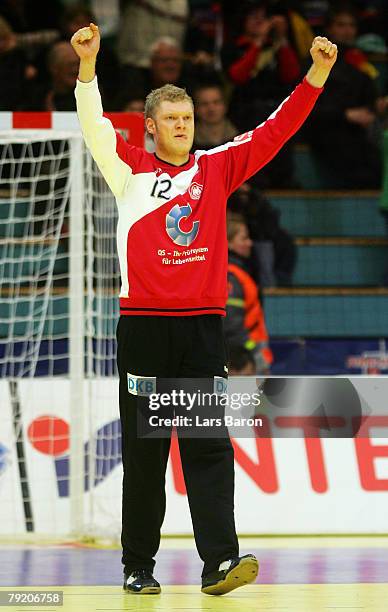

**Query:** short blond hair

left=145, top=84, right=193, bottom=119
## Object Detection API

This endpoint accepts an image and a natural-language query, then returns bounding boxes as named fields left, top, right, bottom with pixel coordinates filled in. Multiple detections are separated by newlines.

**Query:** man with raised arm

left=71, top=23, right=337, bottom=596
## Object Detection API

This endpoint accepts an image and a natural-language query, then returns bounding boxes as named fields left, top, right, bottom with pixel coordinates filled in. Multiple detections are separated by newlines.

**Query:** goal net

left=0, top=112, right=143, bottom=542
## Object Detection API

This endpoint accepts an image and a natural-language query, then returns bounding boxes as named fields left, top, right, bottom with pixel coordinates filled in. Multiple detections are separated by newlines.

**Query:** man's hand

left=71, top=22, right=100, bottom=59
left=310, top=36, right=337, bottom=69
left=71, top=22, right=100, bottom=83
left=306, top=36, right=338, bottom=88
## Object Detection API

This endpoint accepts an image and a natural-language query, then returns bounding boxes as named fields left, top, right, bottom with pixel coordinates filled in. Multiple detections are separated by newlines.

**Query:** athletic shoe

left=201, top=554, right=259, bottom=595
left=123, top=569, right=161, bottom=594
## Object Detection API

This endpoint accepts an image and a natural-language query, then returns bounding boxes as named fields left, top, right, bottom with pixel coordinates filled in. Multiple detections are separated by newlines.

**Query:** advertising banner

left=1, top=378, right=387, bottom=536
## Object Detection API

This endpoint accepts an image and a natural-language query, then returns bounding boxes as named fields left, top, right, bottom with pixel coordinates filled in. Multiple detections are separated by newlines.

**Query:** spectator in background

left=119, top=94, right=157, bottom=153
left=1, top=24, right=59, bottom=62
left=45, top=41, right=79, bottom=111
left=267, top=0, right=315, bottom=61
left=305, top=5, right=382, bottom=188
left=59, top=4, right=120, bottom=109
left=298, top=0, right=330, bottom=34
left=222, top=1, right=301, bottom=188
left=228, top=346, right=257, bottom=376
left=226, top=213, right=273, bottom=375
left=185, top=1, right=223, bottom=73
left=0, top=0, right=62, bottom=34
left=192, top=83, right=238, bottom=150
left=0, top=16, right=35, bottom=110
left=149, top=37, right=184, bottom=89
left=228, top=183, right=297, bottom=287
left=117, top=0, right=189, bottom=85
left=130, top=35, right=208, bottom=100
left=122, top=97, right=145, bottom=114
left=352, top=0, right=388, bottom=42
left=325, top=4, right=378, bottom=79
left=222, top=1, right=301, bottom=128
left=88, top=0, right=120, bottom=42
left=4, top=4, right=118, bottom=110
left=24, top=41, right=79, bottom=110
left=120, top=37, right=187, bottom=102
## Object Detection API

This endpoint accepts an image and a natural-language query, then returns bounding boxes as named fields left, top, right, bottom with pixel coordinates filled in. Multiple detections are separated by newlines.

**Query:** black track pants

left=116, top=314, right=239, bottom=577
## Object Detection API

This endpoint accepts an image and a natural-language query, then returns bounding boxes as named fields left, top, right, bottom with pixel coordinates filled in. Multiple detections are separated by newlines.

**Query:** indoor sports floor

left=1, top=536, right=388, bottom=611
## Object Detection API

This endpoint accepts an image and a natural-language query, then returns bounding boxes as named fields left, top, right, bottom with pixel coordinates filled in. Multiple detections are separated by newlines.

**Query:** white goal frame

left=0, top=111, right=144, bottom=538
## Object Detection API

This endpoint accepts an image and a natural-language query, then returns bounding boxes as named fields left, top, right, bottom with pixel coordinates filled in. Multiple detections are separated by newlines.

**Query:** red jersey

left=75, top=76, right=322, bottom=316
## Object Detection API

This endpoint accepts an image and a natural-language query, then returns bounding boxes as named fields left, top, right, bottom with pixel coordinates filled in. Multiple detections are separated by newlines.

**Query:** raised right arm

left=72, top=23, right=133, bottom=198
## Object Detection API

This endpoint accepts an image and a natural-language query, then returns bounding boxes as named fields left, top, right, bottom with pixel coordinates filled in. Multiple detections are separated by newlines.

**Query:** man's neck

left=155, top=148, right=189, bottom=166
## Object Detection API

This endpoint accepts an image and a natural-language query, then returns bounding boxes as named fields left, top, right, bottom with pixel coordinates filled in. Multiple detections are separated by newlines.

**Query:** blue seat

left=294, top=242, right=387, bottom=286
left=269, top=193, right=385, bottom=237
left=264, top=289, right=388, bottom=337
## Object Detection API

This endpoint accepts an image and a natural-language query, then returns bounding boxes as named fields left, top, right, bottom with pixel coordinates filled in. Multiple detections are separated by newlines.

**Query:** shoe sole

left=124, top=586, right=161, bottom=594
left=201, top=557, right=259, bottom=596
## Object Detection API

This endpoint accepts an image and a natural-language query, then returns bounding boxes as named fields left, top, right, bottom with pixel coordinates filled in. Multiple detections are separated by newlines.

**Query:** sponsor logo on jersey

left=189, top=182, right=203, bottom=200
left=166, top=203, right=200, bottom=247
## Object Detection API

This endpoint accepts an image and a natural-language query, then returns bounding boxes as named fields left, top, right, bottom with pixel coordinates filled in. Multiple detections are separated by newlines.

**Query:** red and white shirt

left=75, top=76, right=322, bottom=317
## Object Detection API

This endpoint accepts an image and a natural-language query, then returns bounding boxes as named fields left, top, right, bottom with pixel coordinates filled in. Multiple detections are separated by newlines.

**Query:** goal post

left=0, top=111, right=144, bottom=541
left=68, top=135, right=85, bottom=537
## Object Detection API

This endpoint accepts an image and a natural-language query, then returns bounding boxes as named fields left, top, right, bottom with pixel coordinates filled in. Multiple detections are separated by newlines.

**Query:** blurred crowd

left=1, top=0, right=387, bottom=190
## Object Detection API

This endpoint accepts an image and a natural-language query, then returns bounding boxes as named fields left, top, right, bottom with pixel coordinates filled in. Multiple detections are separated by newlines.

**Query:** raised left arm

left=205, top=37, right=338, bottom=196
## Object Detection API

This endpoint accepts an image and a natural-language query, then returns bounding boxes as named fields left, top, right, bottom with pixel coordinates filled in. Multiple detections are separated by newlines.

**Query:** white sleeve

left=74, top=76, right=133, bottom=198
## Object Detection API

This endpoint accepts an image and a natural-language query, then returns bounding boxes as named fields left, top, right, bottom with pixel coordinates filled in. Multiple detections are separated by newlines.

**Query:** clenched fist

left=71, top=22, right=100, bottom=60
left=310, top=36, right=338, bottom=70
left=306, top=36, right=338, bottom=88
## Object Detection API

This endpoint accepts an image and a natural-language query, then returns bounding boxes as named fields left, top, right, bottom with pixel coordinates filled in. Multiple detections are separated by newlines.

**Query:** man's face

left=50, top=44, right=79, bottom=91
left=151, top=44, right=182, bottom=86
left=229, top=224, right=253, bottom=259
left=245, top=7, right=266, bottom=37
left=195, top=88, right=226, bottom=125
left=147, top=100, right=195, bottom=159
left=327, top=13, right=357, bottom=45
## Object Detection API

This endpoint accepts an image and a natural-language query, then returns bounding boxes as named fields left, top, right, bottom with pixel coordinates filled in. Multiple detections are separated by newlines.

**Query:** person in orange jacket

left=226, top=213, right=273, bottom=374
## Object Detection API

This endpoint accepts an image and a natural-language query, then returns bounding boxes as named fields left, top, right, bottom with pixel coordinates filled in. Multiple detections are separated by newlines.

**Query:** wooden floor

left=0, top=584, right=387, bottom=611
left=1, top=537, right=387, bottom=611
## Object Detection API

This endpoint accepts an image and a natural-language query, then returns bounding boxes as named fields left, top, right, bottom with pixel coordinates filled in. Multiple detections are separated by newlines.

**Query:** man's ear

left=145, top=117, right=156, bottom=135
